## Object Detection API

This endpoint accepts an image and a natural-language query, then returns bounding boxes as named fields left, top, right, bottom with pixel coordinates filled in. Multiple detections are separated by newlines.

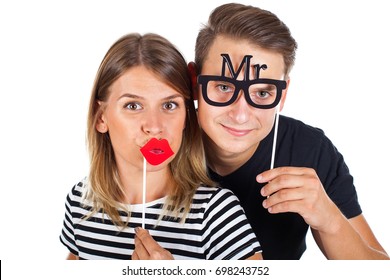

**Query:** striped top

left=60, top=179, right=261, bottom=260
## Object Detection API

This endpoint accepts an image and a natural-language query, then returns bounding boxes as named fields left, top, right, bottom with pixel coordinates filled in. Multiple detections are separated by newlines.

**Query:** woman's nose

left=142, top=111, right=163, bottom=136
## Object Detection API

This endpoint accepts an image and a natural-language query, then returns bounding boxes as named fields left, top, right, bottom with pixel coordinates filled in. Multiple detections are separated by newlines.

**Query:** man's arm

left=311, top=214, right=388, bottom=259
left=258, top=166, right=389, bottom=259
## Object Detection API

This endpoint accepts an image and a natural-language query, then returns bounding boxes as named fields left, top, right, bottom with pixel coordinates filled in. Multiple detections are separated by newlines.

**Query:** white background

left=1, top=0, right=389, bottom=269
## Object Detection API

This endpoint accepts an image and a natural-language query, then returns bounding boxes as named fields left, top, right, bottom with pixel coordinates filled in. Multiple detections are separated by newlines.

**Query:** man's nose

left=228, top=90, right=251, bottom=124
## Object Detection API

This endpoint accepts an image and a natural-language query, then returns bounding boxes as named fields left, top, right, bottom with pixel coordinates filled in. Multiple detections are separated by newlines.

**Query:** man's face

left=197, top=35, right=288, bottom=159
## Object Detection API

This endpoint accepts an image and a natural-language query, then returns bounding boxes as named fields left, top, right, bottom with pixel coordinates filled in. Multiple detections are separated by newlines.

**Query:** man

left=189, top=2, right=389, bottom=259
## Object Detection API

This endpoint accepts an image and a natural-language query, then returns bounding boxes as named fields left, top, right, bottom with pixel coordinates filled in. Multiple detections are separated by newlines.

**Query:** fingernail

left=256, top=175, right=263, bottom=182
left=135, top=227, right=141, bottom=234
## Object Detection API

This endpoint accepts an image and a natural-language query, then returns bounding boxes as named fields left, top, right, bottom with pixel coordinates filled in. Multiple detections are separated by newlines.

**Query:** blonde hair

left=85, top=33, right=215, bottom=228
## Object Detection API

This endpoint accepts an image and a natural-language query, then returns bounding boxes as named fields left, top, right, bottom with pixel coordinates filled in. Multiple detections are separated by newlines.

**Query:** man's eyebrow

left=251, top=82, right=276, bottom=88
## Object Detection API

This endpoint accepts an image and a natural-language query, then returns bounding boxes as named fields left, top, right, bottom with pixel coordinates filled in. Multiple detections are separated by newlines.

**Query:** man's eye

left=258, top=91, right=270, bottom=98
left=217, top=84, right=233, bottom=93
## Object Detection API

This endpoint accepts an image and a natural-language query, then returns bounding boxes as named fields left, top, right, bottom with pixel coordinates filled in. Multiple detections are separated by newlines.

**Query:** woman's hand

left=132, top=227, right=174, bottom=260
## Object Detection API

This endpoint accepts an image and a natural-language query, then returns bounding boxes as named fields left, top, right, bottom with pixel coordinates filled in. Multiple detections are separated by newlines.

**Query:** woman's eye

left=125, top=102, right=142, bottom=110
left=163, top=101, right=178, bottom=110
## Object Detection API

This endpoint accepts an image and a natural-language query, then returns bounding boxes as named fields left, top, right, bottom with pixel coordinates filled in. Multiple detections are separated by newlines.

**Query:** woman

left=59, top=33, right=262, bottom=260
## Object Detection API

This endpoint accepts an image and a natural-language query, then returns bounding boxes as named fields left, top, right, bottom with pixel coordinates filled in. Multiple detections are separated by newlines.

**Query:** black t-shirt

left=208, top=115, right=362, bottom=259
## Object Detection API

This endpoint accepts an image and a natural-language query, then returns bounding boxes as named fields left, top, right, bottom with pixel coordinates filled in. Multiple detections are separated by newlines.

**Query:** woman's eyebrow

left=161, top=94, right=184, bottom=101
left=117, top=93, right=184, bottom=101
left=117, top=93, right=144, bottom=101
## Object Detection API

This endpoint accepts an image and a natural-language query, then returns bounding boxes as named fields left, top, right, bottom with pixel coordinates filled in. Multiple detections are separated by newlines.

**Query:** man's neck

left=204, top=138, right=258, bottom=177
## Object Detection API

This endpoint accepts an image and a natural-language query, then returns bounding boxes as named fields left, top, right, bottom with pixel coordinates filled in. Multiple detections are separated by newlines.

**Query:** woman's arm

left=66, top=252, right=79, bottom=260
left=246, top=252, right=263, bottom=260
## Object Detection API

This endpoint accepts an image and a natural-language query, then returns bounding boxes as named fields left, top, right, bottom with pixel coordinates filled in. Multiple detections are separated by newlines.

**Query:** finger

left=134, top=228, right=174, bottom=260
left=257, top=166, right=307, bottom=183
left=134, top=231, right=150, bottom=259
left=135, top=227, right=162, bottom=253
left=263, top=187, right=305, bottom=209
left=266, top=198, right=306, bottom=214
left=260, top=173, right=305, bottom=197
left=131, top=250, right=139, bottom=260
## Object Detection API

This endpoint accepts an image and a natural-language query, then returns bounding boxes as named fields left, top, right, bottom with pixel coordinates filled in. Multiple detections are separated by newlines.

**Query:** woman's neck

left=118, top=164, right=173, bottom=205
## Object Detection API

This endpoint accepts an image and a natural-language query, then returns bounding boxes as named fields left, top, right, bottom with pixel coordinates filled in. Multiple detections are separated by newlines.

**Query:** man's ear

left=188, top=62, right=199, bottom=100
left=279, top=79, right=290, bottom=112
left=95, top=101, right=108, bottom=133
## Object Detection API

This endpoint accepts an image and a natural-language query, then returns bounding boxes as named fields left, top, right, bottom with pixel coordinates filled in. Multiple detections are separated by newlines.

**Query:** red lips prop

left=140, top=138, right=174, bottom=165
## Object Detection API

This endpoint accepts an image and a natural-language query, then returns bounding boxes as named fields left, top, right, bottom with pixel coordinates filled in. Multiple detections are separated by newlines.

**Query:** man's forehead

left=218, top=53, right=268, bottom=80
left=203, top=51, right=285, bottom=80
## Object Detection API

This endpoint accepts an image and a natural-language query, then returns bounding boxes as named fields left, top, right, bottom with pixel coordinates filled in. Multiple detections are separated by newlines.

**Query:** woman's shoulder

left=193, top=185, right=237, bottom=204
left=66, top=177, right=89, bottom=203
left=195, top=185, right=233, bottom=195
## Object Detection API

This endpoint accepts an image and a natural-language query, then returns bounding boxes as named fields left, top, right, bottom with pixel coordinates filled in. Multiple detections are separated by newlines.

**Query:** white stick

left=270, top=104, right=280, bottom=170
left=142, top=157, right=146, bottom=229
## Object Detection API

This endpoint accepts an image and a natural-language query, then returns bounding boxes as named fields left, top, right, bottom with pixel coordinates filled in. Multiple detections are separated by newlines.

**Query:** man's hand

left=132, top=227, right=174, bottom=260
left=257, top=167, right=340, bottom=233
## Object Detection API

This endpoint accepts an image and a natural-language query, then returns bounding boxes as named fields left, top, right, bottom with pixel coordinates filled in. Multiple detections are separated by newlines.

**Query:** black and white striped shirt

left=60, top=179, right=261, bottom=260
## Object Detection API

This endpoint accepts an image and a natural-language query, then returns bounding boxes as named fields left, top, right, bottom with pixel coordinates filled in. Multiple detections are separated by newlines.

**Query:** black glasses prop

left=197, top=54, right=286, bottom=109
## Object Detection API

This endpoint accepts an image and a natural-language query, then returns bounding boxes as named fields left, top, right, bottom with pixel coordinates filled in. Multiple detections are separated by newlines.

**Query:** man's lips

left=140, top=138, right=174, bottom=165
left=221, top=124, right=253, bottom=137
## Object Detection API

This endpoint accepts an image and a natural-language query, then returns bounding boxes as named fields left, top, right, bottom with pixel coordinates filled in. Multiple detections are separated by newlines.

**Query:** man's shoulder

left=280, top=115, right=327, bottom=142
left=277, top=115, right=341, bottom=168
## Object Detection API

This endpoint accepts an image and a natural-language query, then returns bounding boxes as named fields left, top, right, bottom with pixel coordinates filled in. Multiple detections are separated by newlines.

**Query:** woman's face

left=96, top=66, right=186, bottom=172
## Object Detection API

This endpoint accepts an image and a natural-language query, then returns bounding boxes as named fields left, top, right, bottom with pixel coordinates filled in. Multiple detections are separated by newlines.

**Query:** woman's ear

left=95, top=101, right=108, bottom=133
left=188, top=62, right=199, bottom=100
